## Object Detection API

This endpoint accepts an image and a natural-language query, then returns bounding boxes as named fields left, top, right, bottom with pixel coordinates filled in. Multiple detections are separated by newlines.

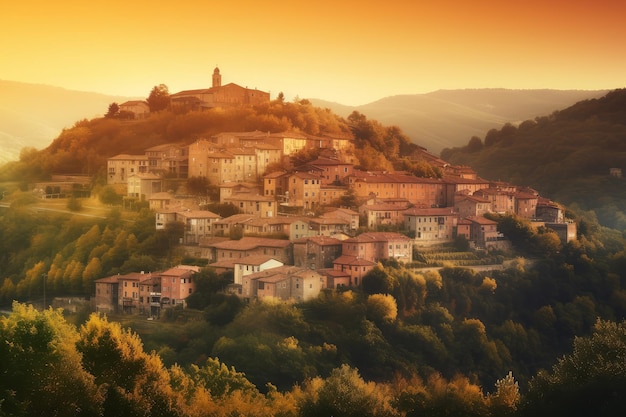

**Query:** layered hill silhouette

left=0, top=80, right=136, bottom=164
left=0, top=79, right=606, bottom=165
left=312, top=89, right=608, bottom=153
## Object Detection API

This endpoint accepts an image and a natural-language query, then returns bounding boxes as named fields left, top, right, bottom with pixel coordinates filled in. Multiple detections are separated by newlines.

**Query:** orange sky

left=2, top=0, right=625, bottom=105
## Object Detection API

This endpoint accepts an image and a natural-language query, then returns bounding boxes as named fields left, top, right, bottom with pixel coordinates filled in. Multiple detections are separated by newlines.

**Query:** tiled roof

left=402, top=207, right=457, bottom=217
left=233, top=255, right=283, bottom=266
left=344, top=232, right=410, bottom=243
left=332, top=255, right=378, bottom=266
left=176, top=210, right=221, bottom=219
left=210, top=237, right=292, bottom=250
left=465, top=216, right=498, bottom=225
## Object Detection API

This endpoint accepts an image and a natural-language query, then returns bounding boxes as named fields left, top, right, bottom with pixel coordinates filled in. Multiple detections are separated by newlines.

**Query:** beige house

left=119, top=100, right=150, bottom=119
left=224, top=193, right=276, bottom=218
left=176, top=210, right=222, bottom=245
left=144, top=143, right=188, bottom=178
left=207, top=236, right=293, bottom=265
left=403, top=207, right=458, bottom=244
left=241, top=266, right=324, bottom=302
left=360, top=200, right=411, bottom=228
left=127, top=173, right=162, bottom=200
left=341, top=232, right=412, bottom=263
left=348, top=170, right=447, bottom=208
left=230, top=256, right=284, bottom=297
left=466, top=216, right=499, bottom=248
left=454, top=195, right=491, bottom=218
left=107, top=154, right=149, bottom=184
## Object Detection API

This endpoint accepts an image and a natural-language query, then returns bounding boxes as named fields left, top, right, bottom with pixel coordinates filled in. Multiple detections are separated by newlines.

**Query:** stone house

left=454, top=195, right=491, bottom=218
left=403, top=207, right=458, bottom=244
left=144, top=143, right=188, bottom=178
left=107, top=154, right=149, bottom=184
left=360, top=200, right=412, bottom=228
left=348, top=170, right=446, bottom=208
left=466, top=216, right=499, bottom=248
left=474, top=188, right=515, bottom=214
left=127, top=173, right=162, bottom=200
left=293, top=236, right=343, bottom=270
left=175, top=209, right=222, bottom=245
left=341, top=232, right=412, bottom=263
left=330, top=255, right=377, bottom=287
left=224, top=193, right=276, bottom=218
left=119, top=100, right=149, bottom=119
left=158, top=266, right=199, bottom=308
left=206, top=236, right=293, bottom=265
left=241, top=266, right=324, bottom=302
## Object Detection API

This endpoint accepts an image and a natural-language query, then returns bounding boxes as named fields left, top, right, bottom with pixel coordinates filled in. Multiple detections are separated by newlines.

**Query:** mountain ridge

left=0, top=80, right=609, bottom=165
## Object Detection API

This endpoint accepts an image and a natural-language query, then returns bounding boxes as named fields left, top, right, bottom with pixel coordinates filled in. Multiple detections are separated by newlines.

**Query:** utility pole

left=42, top=273, right=47, bottom=310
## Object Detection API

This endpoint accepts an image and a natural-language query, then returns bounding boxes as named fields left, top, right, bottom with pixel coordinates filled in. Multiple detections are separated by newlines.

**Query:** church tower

left=212, top=67, right=222, bottom=88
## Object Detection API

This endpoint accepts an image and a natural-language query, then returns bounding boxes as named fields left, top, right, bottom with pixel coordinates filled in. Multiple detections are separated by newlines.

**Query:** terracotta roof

left=176, top=210, right=221, bottom=219
left=293, top=236, right=343, bottom=246
left=233, top=255, right=283, bottom=266
left=108, top=154, right=149, bottom=160
left=465, top=216, right=498, bottom=225
left=402, top=207, right=457, bottom=217
left=333, top=255, right=378, bottom=266
left=344, top=232, right=410, bottom=243
left=362, top=203, right=411, bottom=211
left=213, top=214, right=256, bottom=225
left=210, top=237, right=292, bottom=250
left=160, top=267, right=195, bottom=277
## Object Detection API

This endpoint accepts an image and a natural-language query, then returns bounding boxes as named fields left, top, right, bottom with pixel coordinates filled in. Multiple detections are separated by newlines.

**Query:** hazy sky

left=2, top=0, right=625, bottom=105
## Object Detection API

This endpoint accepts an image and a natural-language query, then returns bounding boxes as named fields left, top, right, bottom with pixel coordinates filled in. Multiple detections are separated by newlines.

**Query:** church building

left=170, top=67, right=270, bottom=110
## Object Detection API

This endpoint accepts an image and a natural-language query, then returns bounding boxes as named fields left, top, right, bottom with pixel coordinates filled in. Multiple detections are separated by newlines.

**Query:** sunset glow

left=2, top=0, right=625, bottom=105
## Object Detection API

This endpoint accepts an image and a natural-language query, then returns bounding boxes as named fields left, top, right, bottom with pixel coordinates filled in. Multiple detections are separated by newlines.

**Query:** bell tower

left=212, top=66, right=222, bottom=88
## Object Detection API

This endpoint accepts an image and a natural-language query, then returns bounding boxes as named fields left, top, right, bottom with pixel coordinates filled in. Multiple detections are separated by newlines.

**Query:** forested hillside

left=442, top=89, right=626, bottom=229
left=2, top=91, right=626, bottom=416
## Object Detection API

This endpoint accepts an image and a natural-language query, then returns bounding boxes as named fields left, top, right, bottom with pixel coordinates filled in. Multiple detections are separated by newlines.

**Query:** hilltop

left=0, top=80, right=605, bottom=164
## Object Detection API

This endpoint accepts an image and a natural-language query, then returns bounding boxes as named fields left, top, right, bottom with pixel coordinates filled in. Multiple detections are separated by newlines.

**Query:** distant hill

left=311, top=89, right=608, bottom=154
left=0, top=80, right=137, bottom=164
left=441, top=89, right=626, bottom=229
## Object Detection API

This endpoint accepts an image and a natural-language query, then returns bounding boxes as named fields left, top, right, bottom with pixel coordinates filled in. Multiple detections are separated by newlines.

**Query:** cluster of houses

left=98, top=130, right=576, bottom=312
left=92, top=67, right=577, bottom=313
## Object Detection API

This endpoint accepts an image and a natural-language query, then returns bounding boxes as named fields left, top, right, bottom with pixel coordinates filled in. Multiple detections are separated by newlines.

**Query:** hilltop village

left=27, top=68, right=569, bottom=315
left=96, top=131, right=575, bottom=316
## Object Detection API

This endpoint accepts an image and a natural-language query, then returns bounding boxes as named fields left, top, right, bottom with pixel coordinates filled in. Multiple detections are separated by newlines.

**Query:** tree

left=0, top=303, right=102, bottom=416
left=77, top=314, right=179, bottom=417
left=105, top=102, right=119, bottom=118
left=520, top=319, right=626, bottom=417
left=147, top=84, right=170, bottom=112
left=299, top=364, right=399, bottom=417
left=366, top=293, right=398, bottom=325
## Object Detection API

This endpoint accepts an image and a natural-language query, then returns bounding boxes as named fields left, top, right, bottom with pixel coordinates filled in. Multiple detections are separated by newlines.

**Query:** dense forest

left=2, top=91, right=626, bottom=416
left=441, top=88, right=626, bottom=230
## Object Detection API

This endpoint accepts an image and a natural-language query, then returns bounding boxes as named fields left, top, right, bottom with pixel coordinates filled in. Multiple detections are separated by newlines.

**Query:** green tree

left=77, top=314, right=179, bottom=417
left=147, top=84, right=170, bottom=112
left=0, top=303, right=102, bottom=416
left=521, top=319, right=626, bottom=417
left=105, top=102, right=119, bottom=118
left=299, top=364, right=399, bottom=417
